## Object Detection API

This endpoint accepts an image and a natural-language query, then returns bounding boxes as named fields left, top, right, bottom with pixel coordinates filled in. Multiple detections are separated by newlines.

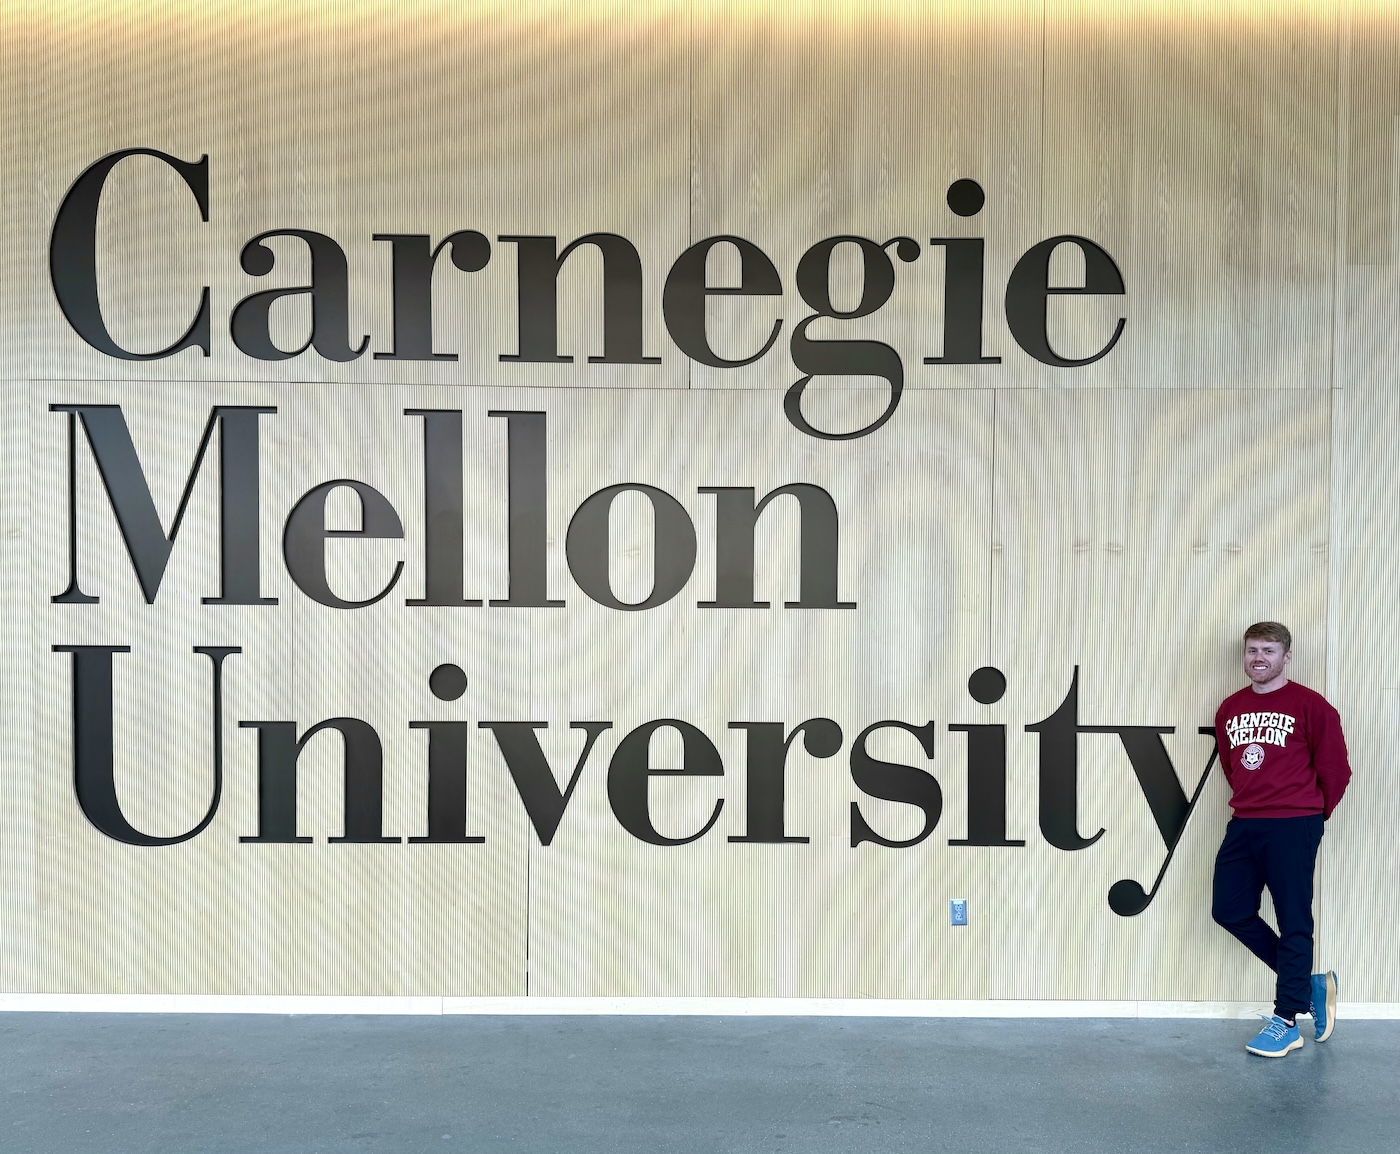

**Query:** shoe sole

left=1246, top=1037, right=1304, bottom=1058
left=1316, top=972, right=1338, bottom=1043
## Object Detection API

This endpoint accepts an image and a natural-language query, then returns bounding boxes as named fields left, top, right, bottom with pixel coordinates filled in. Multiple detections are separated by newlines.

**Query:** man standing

left=1212, top=622, right=1352, bottom=1057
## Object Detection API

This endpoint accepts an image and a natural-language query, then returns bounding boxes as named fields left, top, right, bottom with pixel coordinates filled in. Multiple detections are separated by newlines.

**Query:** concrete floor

left=2, top=1013, right=1396, bottom=1153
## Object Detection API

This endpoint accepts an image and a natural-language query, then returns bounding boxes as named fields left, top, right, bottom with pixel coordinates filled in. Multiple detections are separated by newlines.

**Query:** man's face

left=1243, top=637, right=1291, bottom=687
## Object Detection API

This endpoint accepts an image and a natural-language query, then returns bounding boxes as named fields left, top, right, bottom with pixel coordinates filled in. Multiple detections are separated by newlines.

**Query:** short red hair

left=1243, top=621, right=1292, bottom=653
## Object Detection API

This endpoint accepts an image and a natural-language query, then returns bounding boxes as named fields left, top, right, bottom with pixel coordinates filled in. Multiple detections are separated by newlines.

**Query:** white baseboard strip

left=1, top=994, right=1398, bottom=1019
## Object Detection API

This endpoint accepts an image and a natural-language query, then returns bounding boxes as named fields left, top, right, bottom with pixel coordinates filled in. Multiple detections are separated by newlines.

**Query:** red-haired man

left=1212, top=621, right=1351, bottom=1057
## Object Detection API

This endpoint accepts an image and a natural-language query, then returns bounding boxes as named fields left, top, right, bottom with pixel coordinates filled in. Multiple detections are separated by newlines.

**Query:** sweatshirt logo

left=1241, top=742, right=1266, bottom=771
left=1225, top=710, right=1296, bottom=751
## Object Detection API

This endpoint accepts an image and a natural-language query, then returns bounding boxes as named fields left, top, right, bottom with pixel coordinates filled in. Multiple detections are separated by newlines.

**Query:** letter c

left=49, top=148, right=211, bottom=360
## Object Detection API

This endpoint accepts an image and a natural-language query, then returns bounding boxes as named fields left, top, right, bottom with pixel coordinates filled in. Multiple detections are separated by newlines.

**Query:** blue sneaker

left=1246, top=1015, right=1303, bottom=1057
left=1310, top=971, right=1338, bottom=1042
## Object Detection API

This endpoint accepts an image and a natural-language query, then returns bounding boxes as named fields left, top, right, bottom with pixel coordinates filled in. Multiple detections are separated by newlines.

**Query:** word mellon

left=54, top=405, right=850, bottom=612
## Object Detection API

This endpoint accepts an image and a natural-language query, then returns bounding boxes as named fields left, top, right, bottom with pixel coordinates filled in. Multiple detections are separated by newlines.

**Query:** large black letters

left=698, top=484, right=852, bottom=609
left=608, top=720, right=724, bottom=845
left=924, top=239, right=1001, bottom=365
left=50, top=152, right=1131, bottom=435
left=404, top=410, right=481, bottom=607
left=488, top=411, right=563, bottom=607
left=566, top=484, right=697, bottom=611
left=230, top=229, right=368, bottom=361
left=1004, top=236, right=1126, bottom=367
left=849, top=720, right=941, bottom=848
left=282, top=480, right=405, bottom=608
left=500, top=234, right=659, bottom=365
left=52, top=405, right=275, bottom=605
left=1025, top=668, right=1106, bottom=851
left=949, top=667, right=1024, bottom=846
left=479, top=722, right=612, bottom=845
left=786, top=235, right=919, bottom=440
left=1106, top=732, right=1218, bottom=916
left=408, top=722, right=484, bottom=843
left=728, top=719, right=842, bottom=844
left=55, top=645, right=237, bottom=845
left=239, top=717, right=398, bottom=843
left=49, top=148, right=211, bottom=360
left=373, top=232, right=491, bottom=361
left=662, top=236, right=783, bottom=367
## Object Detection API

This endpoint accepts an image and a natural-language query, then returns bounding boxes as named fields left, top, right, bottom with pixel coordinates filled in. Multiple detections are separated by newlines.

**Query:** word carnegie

left=54, top=647, right=1214, bottom=917
left=51, top=150, right=1127, bottom=440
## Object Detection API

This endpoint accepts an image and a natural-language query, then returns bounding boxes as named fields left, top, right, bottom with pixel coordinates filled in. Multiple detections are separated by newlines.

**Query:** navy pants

left=1211, top=814, right=1325, bottom=1021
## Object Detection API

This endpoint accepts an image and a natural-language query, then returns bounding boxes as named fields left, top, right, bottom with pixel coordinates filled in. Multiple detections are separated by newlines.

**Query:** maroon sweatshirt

left=1214, top=680, right=1352, bottom=819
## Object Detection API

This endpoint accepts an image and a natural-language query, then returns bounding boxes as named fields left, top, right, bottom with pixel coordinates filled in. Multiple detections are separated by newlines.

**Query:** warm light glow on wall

left=3, top=0, right=1362, bottom=25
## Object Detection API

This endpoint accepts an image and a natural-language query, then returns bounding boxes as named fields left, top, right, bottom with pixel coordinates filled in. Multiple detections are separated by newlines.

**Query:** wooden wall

left=0, top=0, right=1395, bottom=1004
